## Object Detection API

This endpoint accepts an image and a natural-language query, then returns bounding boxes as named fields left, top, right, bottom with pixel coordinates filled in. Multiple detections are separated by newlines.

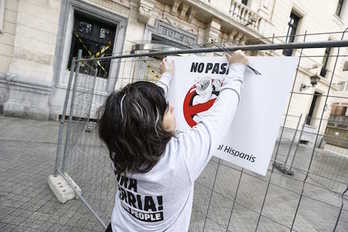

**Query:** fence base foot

left=48, top=173, right=81, bottom=203
left=273, top=162, right=294, bottom=176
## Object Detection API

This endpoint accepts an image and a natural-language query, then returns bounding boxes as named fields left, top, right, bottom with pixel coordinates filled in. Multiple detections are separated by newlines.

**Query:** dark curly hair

left=98, top=81, right=173, bottom=175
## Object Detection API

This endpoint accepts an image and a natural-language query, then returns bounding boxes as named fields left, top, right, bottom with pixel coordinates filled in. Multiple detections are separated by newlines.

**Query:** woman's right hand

left=225, top=50, right=248, bottom=65
left=160, top=57, right=174, bottom=75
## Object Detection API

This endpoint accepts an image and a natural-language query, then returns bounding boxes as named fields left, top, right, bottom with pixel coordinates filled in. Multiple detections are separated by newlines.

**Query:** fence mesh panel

left=54, top=31, right=348, bottom=232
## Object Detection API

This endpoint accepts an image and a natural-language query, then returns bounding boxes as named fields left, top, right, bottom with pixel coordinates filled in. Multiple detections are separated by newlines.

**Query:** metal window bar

left=52, top=32, right=348, bottom=232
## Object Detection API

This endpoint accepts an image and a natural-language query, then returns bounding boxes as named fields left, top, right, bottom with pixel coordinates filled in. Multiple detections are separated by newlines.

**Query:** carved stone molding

left=110, top=0, right=131, bottom=8
left=227, top=30, right=247, bottom=45
left=228, top=30, right=238, bottom=43
left=220, top=32, right=229, bottom=44
left=138, top=0, right=155, bottom=24
left=171, top=0, right=182, bottom=16
left=149, top=20, right=196, bottom=47
left=187, top=7, right=195, bottom=23
left=180, top=3, right=190, bottom=19
left=235, top=32, right=244, bottom=44
left=238, top=34, right=247, bottom=45
left=206, top=18, right=221, bottom=43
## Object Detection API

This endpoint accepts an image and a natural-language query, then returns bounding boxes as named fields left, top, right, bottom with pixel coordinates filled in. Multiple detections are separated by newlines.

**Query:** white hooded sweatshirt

left=111, top=63, right=246, bottom=232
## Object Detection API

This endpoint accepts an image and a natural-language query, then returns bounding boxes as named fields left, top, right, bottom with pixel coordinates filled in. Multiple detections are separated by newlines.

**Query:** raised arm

left=156, top=58, right=174, bottom=97
left=180, top=51, right=248, bottom=182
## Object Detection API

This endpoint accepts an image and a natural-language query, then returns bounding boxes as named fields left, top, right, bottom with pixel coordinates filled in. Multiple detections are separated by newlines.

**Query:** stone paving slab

left=0, top=117, right=103, bottom=232
left=0, top=116, right=347, bottom=232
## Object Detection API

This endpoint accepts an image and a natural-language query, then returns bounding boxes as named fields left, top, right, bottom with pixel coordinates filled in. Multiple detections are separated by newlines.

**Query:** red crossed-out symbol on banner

left=183, top=83, right=218, bottom=127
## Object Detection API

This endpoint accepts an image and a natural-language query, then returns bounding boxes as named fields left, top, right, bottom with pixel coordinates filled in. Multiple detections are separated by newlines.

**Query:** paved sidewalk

left=0, top=116, right=347, bottom=232
left=0, top=116, right=103, bottom=232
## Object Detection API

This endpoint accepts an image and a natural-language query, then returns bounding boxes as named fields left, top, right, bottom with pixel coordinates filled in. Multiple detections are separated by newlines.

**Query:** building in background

left=0, top=0, right=347, bottom=148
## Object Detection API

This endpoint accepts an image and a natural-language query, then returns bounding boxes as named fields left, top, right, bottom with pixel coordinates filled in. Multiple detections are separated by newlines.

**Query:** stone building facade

left=0, top=0, right=347, bottom=143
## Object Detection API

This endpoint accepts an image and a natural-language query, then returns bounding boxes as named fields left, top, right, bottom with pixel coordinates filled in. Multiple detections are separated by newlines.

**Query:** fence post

left=274, top=114, right=302, bottom=175
left=85, top=61, right=98, bottom=133
left=61, top=49, right=83, bottom=173
left=54, top=58, right=77, bottom=176
left=288, top=115, right=307, bottom=174
left=88, top=64, right=98, bottom=120
left=284, top=114, right=302, bottom=166
left=333, top=185, right=348, bottom=231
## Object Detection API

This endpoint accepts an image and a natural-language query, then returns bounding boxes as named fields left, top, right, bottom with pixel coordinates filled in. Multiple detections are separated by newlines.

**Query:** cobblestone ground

left=0, top=116, right=347, bottom=232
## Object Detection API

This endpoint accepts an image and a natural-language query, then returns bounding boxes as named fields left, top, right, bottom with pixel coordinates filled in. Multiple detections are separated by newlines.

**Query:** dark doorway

left=67, top=11, right=117, bottom=78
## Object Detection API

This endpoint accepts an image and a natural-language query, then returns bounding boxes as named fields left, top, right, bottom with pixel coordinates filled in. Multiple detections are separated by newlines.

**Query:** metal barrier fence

left=53, top=31, right=348, bottom=231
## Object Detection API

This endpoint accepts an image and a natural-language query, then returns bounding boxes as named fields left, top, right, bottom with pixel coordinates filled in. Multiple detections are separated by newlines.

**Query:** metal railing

left=229, top=0, right=262, bottom=31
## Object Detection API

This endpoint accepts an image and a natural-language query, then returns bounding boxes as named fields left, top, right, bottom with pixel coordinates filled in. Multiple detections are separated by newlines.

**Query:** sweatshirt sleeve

left=179, top=63, right=246, bottom=182
left=156, top=72, right=172, bottom=98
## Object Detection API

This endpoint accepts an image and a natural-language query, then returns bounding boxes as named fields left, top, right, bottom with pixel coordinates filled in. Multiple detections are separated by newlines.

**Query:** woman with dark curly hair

left=99, top=51, right=248, bottom=232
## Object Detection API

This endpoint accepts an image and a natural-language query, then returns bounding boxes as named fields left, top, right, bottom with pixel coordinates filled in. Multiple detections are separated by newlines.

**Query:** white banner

left=167, top=56, right=299, bottom=176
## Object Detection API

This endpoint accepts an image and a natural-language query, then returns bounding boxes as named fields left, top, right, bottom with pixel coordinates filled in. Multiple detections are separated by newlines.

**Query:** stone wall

left=1, top=0, right=60, bottom=119
left=0, top=0, right=347, bottom=122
